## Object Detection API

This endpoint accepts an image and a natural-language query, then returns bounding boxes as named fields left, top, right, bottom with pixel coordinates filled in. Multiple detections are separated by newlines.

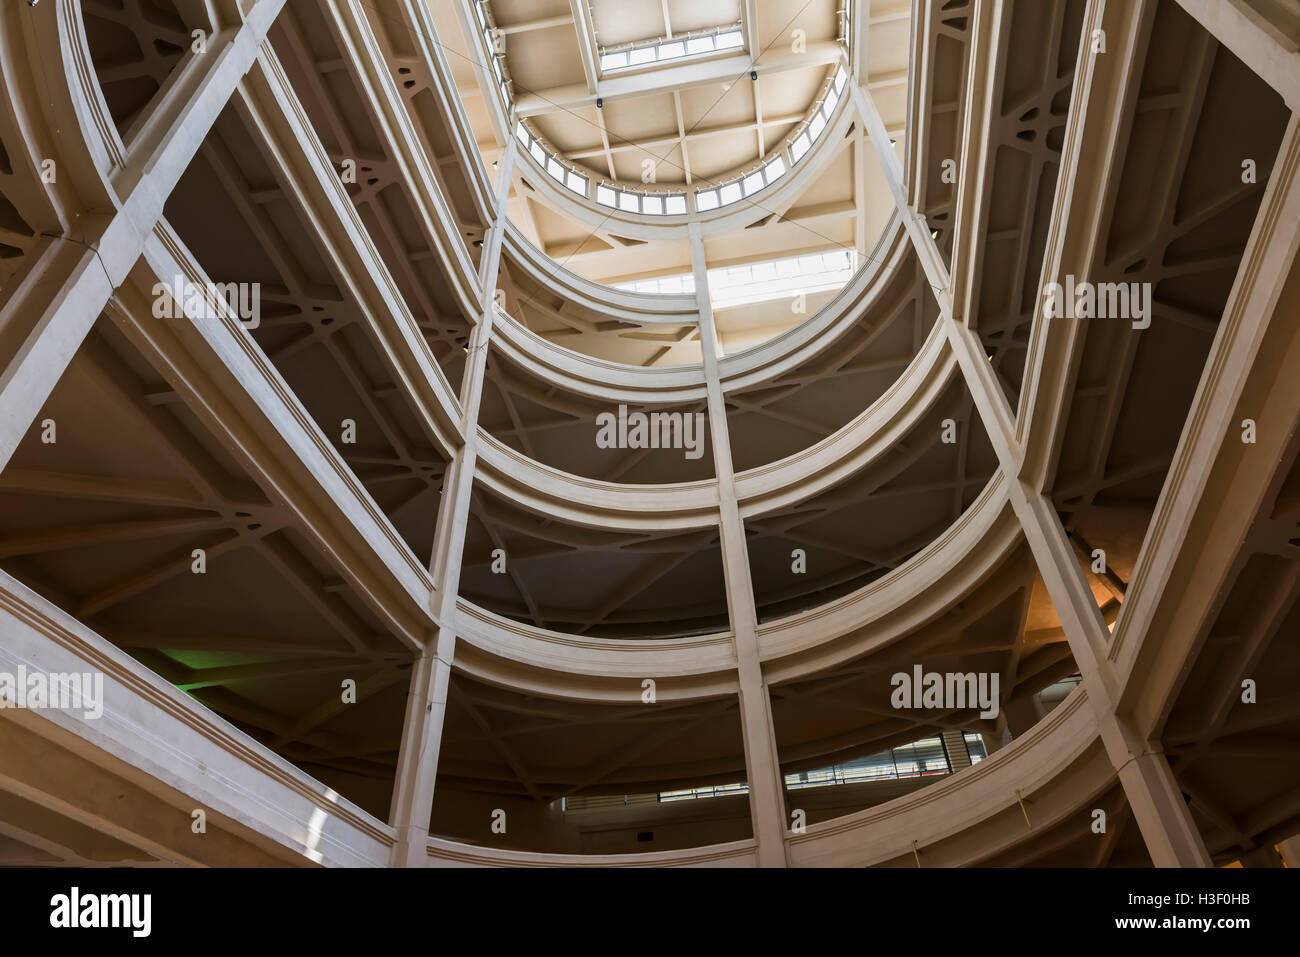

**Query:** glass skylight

left=599, top=23, right=745, bottom=75
left=614, top=249, right=857, bottom=308
left=614, top=273, right=696, bottom=296
left=501, top=46, right=846, bottom=225
left=708, top=249, right=857, bottom=309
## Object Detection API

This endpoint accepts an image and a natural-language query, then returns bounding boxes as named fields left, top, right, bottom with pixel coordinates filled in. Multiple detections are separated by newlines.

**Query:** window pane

left=619, top=191, right=640, bottom=212
left=596, top=185, right=616, bottom=206
left=666, top=194, right=687, bottom=215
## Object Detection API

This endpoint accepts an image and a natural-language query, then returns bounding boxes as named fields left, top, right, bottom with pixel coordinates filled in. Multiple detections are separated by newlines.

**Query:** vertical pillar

left=389, top=139, right=516, bottom=867
left=1107, top=730, right=1213, bottom=868
left=688, top=225, right=788, bottom=867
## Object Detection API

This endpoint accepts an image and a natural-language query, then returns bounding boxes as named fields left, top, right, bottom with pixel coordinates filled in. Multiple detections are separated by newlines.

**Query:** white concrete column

left=389, top=139, right=516, bottom=867
left=688, top=225, right=788, bottom=867
left=1109, top=733, right=1213, bottom=867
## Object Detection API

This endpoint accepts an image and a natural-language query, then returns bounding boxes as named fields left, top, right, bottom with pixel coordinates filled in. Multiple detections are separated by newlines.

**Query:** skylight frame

left=596, top=21, right=746, bottom=77
left=615, top=248, right=858, bottom=309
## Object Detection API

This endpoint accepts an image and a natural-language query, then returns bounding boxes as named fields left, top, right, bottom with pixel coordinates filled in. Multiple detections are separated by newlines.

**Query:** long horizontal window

left=784, top=737, right=951, bottom=790
left=659, top=781, right=749, bottom=802
left=560, top=735, right=958, bottom=810
left=614, top=248, right=857, bottom=310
